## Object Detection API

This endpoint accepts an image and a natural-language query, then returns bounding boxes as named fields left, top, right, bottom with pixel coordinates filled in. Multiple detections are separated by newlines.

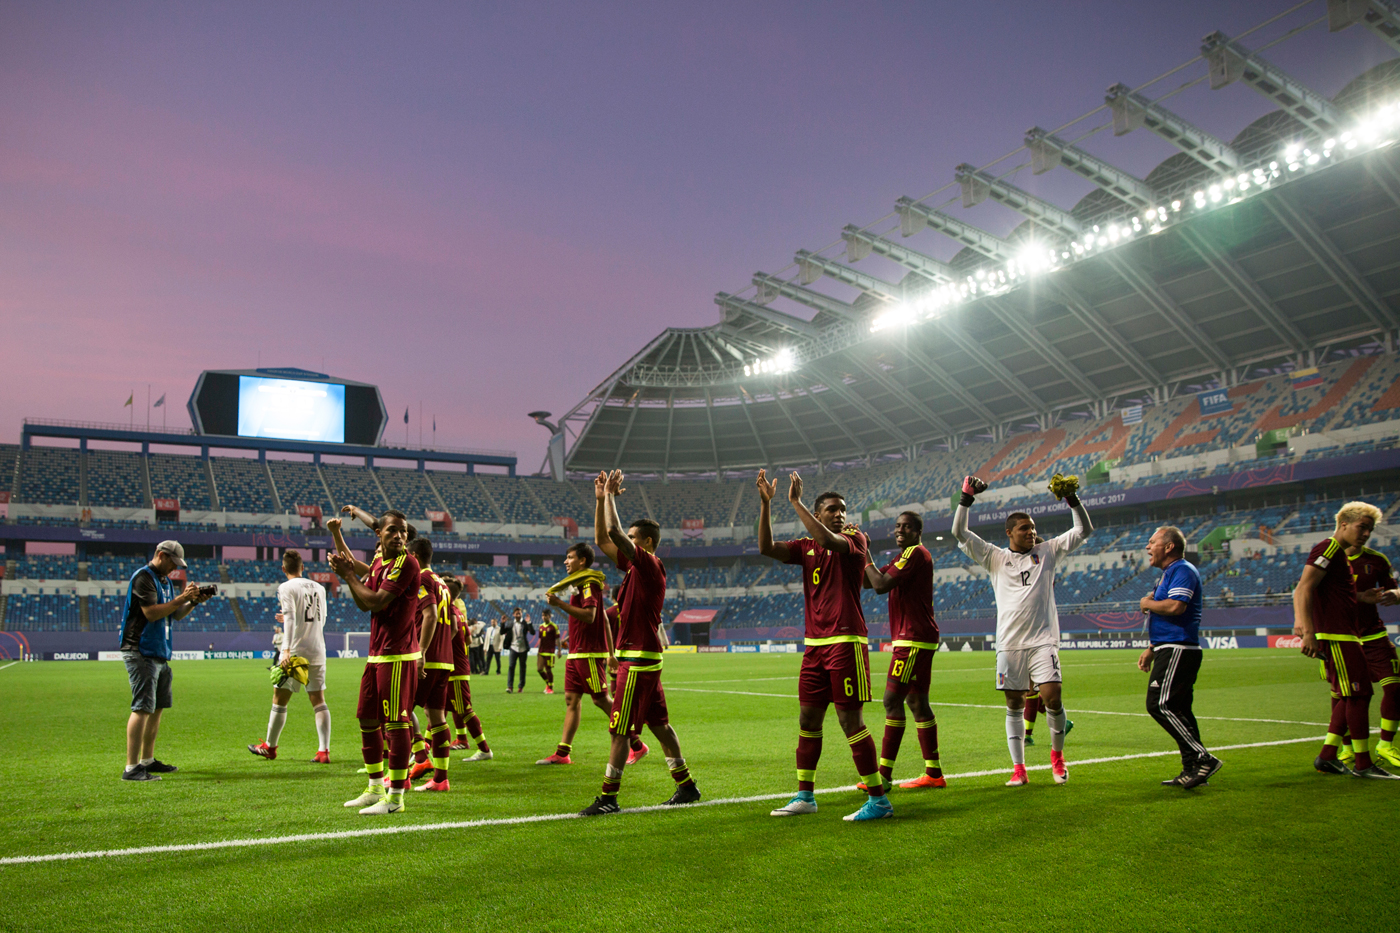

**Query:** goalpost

left=344, top=632, right=371, bottom=656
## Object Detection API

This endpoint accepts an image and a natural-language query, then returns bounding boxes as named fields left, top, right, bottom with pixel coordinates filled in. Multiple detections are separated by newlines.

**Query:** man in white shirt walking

left=953, top=474, right=1092, bottom=787
left=248, top=550, right=332, bottom=762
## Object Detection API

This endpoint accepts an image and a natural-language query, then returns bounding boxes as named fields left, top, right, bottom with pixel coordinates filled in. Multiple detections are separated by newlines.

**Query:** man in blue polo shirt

left=118, top=540, right=205, bottom=782
left=1138, top=525, right=1222, bottom=790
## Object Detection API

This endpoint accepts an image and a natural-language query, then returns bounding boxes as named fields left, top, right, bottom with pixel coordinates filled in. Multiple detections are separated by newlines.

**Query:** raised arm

left=789, top=472, right=850, bottom=553
left=329, top=551, right=397, bottom=613
left=593, top=471, right=619, bottom=564
left=326, top=518, right=370, bottom=577
left=340, top=504, right=378, bottom=532
left=951, top=475, right=987, bottom=545
left=756, top=469, right=790, bottom=562
left=603, top=470, right=637, bottom=563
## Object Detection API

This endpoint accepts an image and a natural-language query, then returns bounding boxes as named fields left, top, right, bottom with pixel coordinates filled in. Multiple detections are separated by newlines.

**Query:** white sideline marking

left=0, top=662, right=18, bottom=672
left=0, top=735, right=1323, bottom=867
left=665, top=687, right=1329, bottom=727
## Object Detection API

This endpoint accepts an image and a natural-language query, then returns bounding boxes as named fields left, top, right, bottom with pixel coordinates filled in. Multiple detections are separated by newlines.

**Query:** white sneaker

left=462, top=750, right=494, bottom=762
left=344, top=788, right=384, bottom=808
left=359, top=794, right=405, bottom=815
left=770, top=795, right=819, bottom=816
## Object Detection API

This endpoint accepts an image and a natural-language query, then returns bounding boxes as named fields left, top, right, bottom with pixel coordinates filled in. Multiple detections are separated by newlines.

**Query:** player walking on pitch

left=953, top=473, right=1091, bottom=786
left=537, top=609, right=561, bottom=694
left=444, top=577, right=494, bottom=760
left=578, top=470, right=701, bottom=815
left=758, top=470, right=890, bottom=822
left=406, top=537, right=454, bottom=791
left=1342, top=538, right=1400, bottom=768
left=862, top=510, right=944, bottom=792
left=538, top=542, right=614, bottom=765
left=328, top=510, right=423, bottom=814
left=248, top=550, right=331, bottom=762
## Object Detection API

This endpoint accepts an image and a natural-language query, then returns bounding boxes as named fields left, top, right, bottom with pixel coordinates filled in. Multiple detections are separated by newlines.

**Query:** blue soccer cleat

left=843, top=794, right=893, bottom=822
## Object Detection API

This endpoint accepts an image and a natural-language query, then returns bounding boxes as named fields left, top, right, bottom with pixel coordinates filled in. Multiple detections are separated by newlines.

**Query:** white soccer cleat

left=770, top=795, right=819, bottom=816
left=359, top=794, right=405, bottom=815
left=462, top=750, right=494, bottom=762
left=343, top=789, right=384, bottom=808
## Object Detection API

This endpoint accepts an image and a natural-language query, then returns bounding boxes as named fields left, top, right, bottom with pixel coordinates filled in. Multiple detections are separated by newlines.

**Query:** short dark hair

left=813, top=492, right=845, bottom=513
left=281, top=549, right=303, bottom=574
left=379, top=509, right=407, bottom=525
left=896, top=511, right=923, bottom=534
left=444, top=575, right=462, bottom=596
left=542, top=608, right=552, bottom=618
left=630, top=518, right=661, bottom=547
left=1006, top=512, right=1033, bottom=534
left=408, top=537, right=433, bottom=564
left=567, top=542, right=595, bottom=567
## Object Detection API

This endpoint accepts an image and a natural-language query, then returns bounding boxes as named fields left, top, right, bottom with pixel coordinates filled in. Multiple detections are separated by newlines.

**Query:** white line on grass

left=0, top=662, right=18, bottom=672
left=664, top=687, right=1329, bottom=727
left=0, top=735, right=1323, bottom=867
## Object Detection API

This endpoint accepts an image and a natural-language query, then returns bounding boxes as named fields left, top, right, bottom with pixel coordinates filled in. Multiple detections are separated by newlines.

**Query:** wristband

left=959, top=492, right=975, bottom=508
left=1065, top=493, right=1081, bottom=508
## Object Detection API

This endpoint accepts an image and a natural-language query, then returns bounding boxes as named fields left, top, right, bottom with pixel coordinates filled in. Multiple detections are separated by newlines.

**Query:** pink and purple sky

left=2, top=2, right=1389, bottom=470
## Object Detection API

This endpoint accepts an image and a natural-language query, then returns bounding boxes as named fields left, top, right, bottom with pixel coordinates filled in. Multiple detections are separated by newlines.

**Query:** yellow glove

left=1048, top=473, right=1080, bottom=501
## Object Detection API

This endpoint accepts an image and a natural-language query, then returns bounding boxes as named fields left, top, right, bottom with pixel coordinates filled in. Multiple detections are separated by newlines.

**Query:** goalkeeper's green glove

left=1048, top=472, right=1081, bottom=507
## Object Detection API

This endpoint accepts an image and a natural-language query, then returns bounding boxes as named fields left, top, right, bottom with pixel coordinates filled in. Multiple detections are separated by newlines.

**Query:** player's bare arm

left=788, top=472, right=852, bottom=553
left=1291, top=564, right=1324, bottom=659
left=417, top=601, right=439, bottom=681
left=340, top=504, right=378, bottom=531
left=546, top=593, right=597, bottom=625
left=603, top=470, right=637, bottom=562
left=593, top=471, right=619, bottom=563
left=1356, top=587, right=1389, bottom=605
left=326, top=518, right=370, bottom=576
left=755, top=469, right=790, bottom=562
left=330, top=551, right=400, bottom=613
left=1139, top=595, right=1187, bottom=616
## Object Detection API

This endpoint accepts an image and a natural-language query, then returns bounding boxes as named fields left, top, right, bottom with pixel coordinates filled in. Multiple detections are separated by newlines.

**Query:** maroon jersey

left=882, top=544, right=939, bottom=645
left=417, top=569, right=453, bottom=668
left=1349, top=547, right=1396, bottom=637
left=568, top=582, right=608, bottom=655
left=449, top=599, right=470, bottom=677
left=1307, top=537, right=1358, bottom=638
left=782, top=529, right=869, bottom=641
left=615, top=549, right=666, bottom=658
left=538, top=621, right=560, bottom=654
left=606, top=604, right=620, bottom=647
left=367, top=551, right=421, bottom=660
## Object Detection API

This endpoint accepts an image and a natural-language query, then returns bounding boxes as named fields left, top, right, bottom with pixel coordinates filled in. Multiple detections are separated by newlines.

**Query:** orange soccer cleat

left=898, top=774, right=946, bottom=789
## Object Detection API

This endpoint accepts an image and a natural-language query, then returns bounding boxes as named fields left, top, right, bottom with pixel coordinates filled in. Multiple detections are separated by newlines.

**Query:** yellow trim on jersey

left=1361, top=630, right=1393, bottom=642
left=448, top=674, right=470, bottom=682
left=892, top=639, right=940, bottom=650
left=1315, top=633, right=1362, bottom=643
left=804, top=634, right=866, bottom=646
left=894, top=545, right=918, bottom=570
left=422, top=661, right=453, bottom=670
left=567, top=652, right=610, bottom=659
left=620, top=660, right=663, bottom=673
left=368, top=651, right=423, bottom=663
left=617, top=650, right=663, bottom=661
left=385, top=553, right=407, bottom=582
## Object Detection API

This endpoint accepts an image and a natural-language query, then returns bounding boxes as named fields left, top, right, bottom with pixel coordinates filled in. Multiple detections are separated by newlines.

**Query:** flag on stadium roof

left=1120, top=405, right=1143, bottom=426
left=1290, top=367, right=1323, bottom=389
left=123, top=392, right=132, bottom=407
left=153, top=394, right=165, bottom=408
left=403, top=406, right=409, bottom=423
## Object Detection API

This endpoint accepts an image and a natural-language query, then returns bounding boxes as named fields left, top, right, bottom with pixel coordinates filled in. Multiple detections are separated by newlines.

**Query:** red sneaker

left=535, top=753, right=572, bottom=765
left=1006, top=764, right=1029, bottom=787
left=311, top=750, right=330, bottom=764
left=247, top=742, right=276, bottom=760
left=413, top=778, right=450, bottom=792
left=899, top=774, right=947, bottom=789
left=626, top=742, right=649, bottom=765
left=544, top=686, right=554, bottom=695
left=1051, top=750, right=1068, bottom=785
left=409, top=760, right=435, bottom=781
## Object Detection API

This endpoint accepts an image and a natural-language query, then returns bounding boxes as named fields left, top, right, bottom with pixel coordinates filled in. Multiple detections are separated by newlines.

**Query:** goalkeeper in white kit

left=952, top=473, right=1091, bottom=787
left=248, top=550, right=332, bottom=762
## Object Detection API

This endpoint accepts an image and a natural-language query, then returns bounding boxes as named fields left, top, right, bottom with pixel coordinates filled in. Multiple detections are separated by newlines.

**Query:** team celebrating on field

left=119, top=470, right=1400, bottom=808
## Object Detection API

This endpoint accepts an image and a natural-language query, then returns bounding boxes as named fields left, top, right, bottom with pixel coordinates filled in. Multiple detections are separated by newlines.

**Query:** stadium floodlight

left=742, top=348, right=796, bottom=378
left=1201, top=31, right=1343, bottom=138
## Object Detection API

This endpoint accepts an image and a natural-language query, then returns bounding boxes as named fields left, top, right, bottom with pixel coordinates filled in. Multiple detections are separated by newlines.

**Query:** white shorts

left=283, top=663, right=326, bottom=694
left=995, top=646, right=1061, bottom=692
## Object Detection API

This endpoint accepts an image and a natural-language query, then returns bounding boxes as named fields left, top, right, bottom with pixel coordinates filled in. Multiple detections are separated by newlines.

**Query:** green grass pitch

left=0, top=648, right=1393, bottom=932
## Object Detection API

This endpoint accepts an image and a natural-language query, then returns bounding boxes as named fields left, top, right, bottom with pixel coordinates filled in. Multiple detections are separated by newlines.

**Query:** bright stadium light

left=744, top=348, right=796, bottom=376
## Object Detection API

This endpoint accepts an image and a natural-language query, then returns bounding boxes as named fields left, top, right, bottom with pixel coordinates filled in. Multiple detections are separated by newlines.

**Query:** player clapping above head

left=862, top=511, right=944, bottom=792
left=248, top=550, right=331, bottom=763
left=952, top=473, right=1091, bottom=787
left=757, top=470, right=889, bottom=822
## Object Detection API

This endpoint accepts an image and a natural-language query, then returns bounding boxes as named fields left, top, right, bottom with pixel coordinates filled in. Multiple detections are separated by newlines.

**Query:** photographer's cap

left=155, top=540, right=187, bottom=568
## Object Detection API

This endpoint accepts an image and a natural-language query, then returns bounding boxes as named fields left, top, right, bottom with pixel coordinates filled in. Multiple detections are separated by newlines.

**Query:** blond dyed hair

left=1334, top=500, right=1383, bottom=530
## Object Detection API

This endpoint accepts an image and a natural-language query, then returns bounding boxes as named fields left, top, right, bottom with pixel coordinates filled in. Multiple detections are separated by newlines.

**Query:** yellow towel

left=546, top=568, right=608, bottom=595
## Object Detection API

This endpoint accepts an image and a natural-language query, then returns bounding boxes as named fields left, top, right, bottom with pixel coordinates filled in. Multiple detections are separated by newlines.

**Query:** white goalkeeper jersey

left=277, top=577, right=328, bottom=664
left=957, top=512, right=1088, bottom=650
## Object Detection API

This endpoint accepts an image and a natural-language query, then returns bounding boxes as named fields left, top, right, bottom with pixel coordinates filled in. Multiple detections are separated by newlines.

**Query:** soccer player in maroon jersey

left=407, top=538, right=454, bottom=791
left=329, top=510, right=424, bottom=813
left=442, top=577, right=494, bottom=760
left=1343, top=526, right=1400, bottom=767
left=1292, top=501, right=1399, bottom=779
left=536, top=609, right=561, bottom=694
left=578, top=470, right=701, bottom=816
left=539, top=542, right=615, bottom=764
left=757, top=469, right=889, bottom=822
left=862, top=510, right=944, bottom=792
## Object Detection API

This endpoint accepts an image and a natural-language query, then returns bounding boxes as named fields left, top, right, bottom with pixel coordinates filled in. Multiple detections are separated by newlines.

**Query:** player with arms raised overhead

left=953, top=473, right=1091, bottom=787
left=863, top=510, right=944, bottom=792
left=578, top=470, right=701, bottom=816
left=328, top=510, right=423, bottom=814
left=538, top=542, right=615, bottom=765
left=248, top=550, right=331, bottom=762
left=1293, top=501, right=1399, bottom=778
left=758, top=470, right=889, bottom=822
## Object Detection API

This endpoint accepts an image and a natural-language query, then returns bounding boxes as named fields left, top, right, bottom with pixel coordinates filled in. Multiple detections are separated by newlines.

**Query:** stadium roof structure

left=555, top=21, right=1400, bottom=477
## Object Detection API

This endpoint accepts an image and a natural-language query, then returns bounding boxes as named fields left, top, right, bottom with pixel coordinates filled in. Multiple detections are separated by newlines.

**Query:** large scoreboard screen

left=189, top=369, right=384, bottom=445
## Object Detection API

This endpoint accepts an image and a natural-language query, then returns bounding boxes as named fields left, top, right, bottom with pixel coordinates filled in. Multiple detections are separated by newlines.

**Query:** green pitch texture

left=0, top=649, right=1392, bottom=932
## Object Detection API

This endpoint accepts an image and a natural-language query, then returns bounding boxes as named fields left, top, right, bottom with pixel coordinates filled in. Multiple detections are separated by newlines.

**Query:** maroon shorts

left=1323, top=639, right=1373, bottom=698
left=565, top=657, right=609, bottom=698
left=1362, top=635, right=1400, bottom=686
left=608, top=660, right=668, bottom=737
left=356, top=660, right=418, bottom=722
left=886, top=643, right=936, bottom=695
left=799, top=641, right=871, bottom=709
left=448, top=677, right=473, bottom=716
left=415, top=667, right=451, bottom=710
